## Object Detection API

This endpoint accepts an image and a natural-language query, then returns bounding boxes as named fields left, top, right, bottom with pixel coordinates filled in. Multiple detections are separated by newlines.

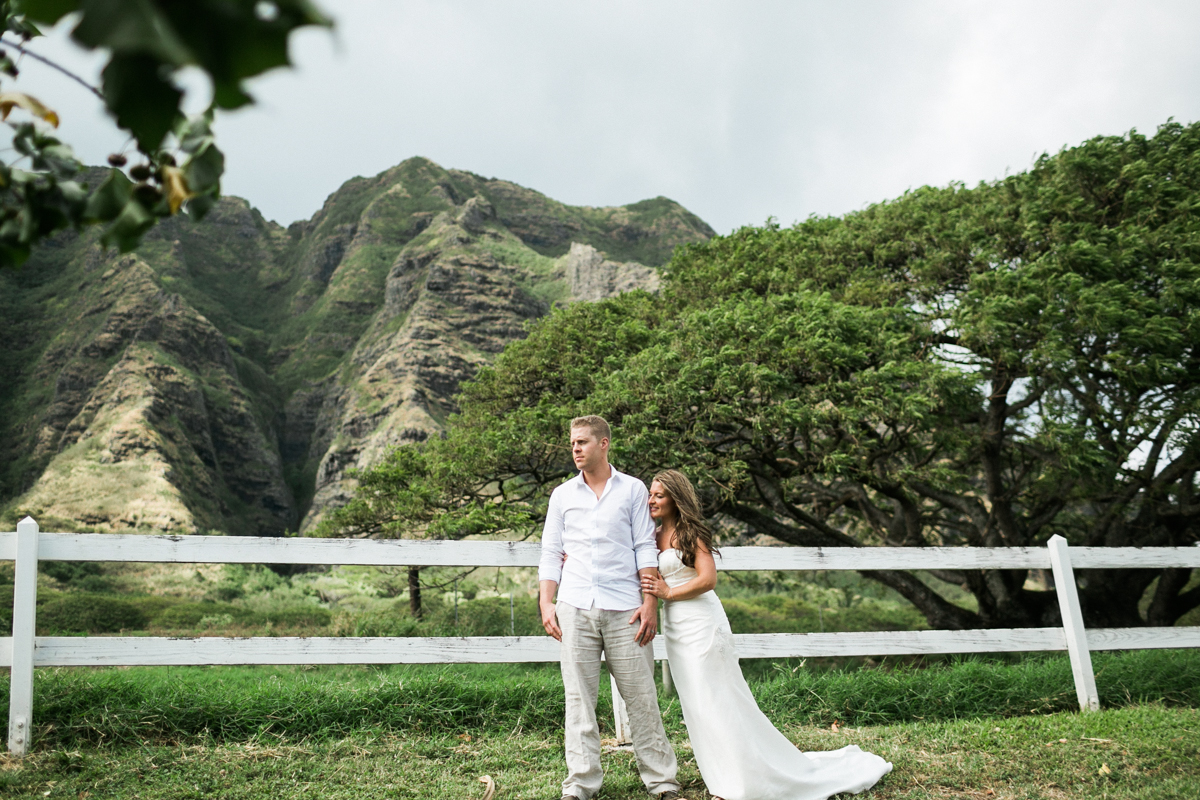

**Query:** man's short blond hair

left=570, top=415, right=611, bottom=443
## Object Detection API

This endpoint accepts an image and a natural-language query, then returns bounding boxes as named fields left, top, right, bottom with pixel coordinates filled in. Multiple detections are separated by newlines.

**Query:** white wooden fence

left=3, top=515, right=1200, bottom=756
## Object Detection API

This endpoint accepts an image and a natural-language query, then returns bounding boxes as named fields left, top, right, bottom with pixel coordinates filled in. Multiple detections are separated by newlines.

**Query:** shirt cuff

left=635, top=550, right=660, bottom=571
left=538, top=565, right=563, bottom=583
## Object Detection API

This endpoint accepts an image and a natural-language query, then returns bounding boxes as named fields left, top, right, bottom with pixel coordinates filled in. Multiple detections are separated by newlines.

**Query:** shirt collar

left=573, top=464, right=625, bottom=490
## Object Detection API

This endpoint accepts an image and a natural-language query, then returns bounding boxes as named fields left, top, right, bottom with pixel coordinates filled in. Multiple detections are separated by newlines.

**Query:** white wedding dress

left=659, top=548, right=893, bottom=800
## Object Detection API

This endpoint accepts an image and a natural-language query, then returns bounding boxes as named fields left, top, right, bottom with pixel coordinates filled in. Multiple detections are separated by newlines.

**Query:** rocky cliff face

left=0, top=158, right=713, bottom=535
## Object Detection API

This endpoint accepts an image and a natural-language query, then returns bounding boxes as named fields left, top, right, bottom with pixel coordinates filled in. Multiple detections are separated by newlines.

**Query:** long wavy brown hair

left=653, top=469, right=719, bottom=568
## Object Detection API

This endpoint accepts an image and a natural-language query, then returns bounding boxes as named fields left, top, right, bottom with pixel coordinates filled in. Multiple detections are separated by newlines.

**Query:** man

left=539, top=415, right=680, bottom=800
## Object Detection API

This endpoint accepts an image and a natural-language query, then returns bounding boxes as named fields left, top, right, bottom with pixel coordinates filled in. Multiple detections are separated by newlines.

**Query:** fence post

left=8, top=517, right=39, bottom=755
left=1046, top=534, right=1099, bottom=712
left=661, top=659, right=674, bottom=697
left=610, top=672, right=631, bottom=745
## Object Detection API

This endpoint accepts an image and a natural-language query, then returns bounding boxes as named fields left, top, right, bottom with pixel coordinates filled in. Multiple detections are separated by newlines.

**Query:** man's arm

left=626, top=481, right=660, bottom=646
left=628, top=567, right=660, bottom=646
left=538, top=491, right=566, bottom=640
left=629, top=481, right=660, bottom=574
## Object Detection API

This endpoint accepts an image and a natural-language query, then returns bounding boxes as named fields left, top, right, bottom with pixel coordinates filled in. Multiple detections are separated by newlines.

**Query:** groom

left=539, top=415, right=680, bottom=800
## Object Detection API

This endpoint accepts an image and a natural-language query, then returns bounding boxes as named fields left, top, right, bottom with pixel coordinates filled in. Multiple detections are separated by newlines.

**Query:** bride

left=640, top=469, right=893, bottom=800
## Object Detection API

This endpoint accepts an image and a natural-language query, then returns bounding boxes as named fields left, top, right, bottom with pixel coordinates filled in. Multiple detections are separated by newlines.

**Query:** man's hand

left=628, top=599, right=657, bottom=646
left=541, top=600, right=563, bottom=641
left=539, top=579, right=562, bottom=641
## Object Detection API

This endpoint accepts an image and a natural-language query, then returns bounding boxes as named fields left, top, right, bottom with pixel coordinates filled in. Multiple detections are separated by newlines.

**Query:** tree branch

left=723, top=500, right=856, bottom=548
left=1, top=36, right=105, bottom=101
left=859, top=569, right=980, bottom=630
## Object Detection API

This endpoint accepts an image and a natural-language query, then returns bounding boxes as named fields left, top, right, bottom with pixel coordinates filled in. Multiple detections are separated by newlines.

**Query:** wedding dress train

left=659, top=549, right=893, bottom=800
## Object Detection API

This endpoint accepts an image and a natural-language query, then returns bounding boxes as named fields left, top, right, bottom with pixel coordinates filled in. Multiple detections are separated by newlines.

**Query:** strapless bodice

left=658, top=548, right=698, bottom=589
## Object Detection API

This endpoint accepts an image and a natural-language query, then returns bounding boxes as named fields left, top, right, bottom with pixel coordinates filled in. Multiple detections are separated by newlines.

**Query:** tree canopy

left=325, top=121, right=1200, bottom=631
left=0, top=0, right=329, bottom=268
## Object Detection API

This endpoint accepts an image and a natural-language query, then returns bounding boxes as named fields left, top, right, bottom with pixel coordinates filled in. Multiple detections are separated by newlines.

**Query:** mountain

left=0, top=157, right=714, bottom=535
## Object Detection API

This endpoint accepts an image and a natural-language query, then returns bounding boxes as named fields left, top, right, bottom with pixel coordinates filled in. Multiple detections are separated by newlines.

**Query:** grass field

left=1, top=705, right=1197, bottom=799
left=1, top=563, right=1197, bottom=797
left=1, top=650, right=1198, bottom=799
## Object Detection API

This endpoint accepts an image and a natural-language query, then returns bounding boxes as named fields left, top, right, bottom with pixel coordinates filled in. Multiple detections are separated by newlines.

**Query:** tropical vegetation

left=327, top=121, right=1200, bottom=631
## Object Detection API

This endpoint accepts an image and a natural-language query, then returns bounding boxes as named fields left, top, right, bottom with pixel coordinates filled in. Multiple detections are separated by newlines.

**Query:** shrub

left=332, top=610, right=425, bottom=637
left=148, top=601, right=331, bottom=631
left=38, top=561, right=114, bottom=592
left=435, top=595, right=543, bottom=637
left=332, top=595, right=542, bottom=638
left=721, top=595, right=927, bottom=634
left=36, top=594, right=148, bottom=634
left=151, top=602, right=260, bottom=629
left=260, top=606, right=331, bottom=628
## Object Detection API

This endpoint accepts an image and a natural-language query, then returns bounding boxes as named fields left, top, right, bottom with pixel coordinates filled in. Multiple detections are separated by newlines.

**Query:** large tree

left=326, top=121, right=1200, bottom=631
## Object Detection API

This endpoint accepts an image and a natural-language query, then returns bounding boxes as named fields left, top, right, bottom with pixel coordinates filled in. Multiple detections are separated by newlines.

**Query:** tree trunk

left=408, top=565, right=422, bottom=618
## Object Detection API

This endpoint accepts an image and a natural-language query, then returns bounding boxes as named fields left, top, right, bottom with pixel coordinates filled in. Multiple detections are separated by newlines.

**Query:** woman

left=640, top=469, right=892, bottom=800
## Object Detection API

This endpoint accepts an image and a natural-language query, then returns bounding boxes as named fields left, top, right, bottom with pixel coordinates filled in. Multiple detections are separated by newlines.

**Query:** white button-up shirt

left=538, top=466, right=660, bottom=611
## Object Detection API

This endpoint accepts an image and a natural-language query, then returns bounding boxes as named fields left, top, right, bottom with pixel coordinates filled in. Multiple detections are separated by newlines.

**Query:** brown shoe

left=656, top=792, right=682, bottom=800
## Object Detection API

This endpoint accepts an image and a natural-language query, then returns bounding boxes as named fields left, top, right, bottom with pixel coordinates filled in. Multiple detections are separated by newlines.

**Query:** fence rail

left=3, top=517, right=1199, bottom=755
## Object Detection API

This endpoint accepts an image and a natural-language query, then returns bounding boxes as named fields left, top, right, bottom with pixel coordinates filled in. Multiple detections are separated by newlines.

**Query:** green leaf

left=176, top=112, right=214, bottom=153
left=70, top=0, right=193, bottom=65
left=211, top=81, right=253, bottom=111
left=100, top=195, right=155, bottom=251
left=184, top=192, right=215, bottom=220
left=100, top=52, right=182, bottom=152
left=5, top=13, right=43, bottom=38
left=33, top=143, right=79, bottom=177
left=0, top=239, right=32, bottom=269
left=83, top=168, right=133, bottom=222
left=0, top=0, right=331, bottom=267
left=159, top=0, right=331, bottom=110
left=182, top=140, right=223, bottom=194
left=58, top=179, right=86, bottom=205
left=20, top=0, right=81, bottom=26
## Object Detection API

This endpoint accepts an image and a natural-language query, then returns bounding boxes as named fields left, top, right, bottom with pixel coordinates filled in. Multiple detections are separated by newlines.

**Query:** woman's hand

left=641, top=571, right=671, bottom=600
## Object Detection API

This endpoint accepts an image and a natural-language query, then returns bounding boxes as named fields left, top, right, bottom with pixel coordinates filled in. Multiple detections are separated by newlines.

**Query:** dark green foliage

left=149, top=601, right=330, bottom=630
left=338, top=595, right=545, bottom=638
left=446, top=595, right=545, bottom=637
left=343, top=121, right=1200, bottom=632
left=36, top=593, right=148, bottom=633
left=25, top=0, right=332, bottom=141
left=38, top=560, right=112, bottom=592
left=722, top=594, right=927, bottom=634
left=0, top=1, right=329, bottom=267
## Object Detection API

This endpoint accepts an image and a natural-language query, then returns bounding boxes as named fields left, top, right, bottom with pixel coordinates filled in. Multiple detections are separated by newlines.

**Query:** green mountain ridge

left=0, top=157, right=714, bottom=535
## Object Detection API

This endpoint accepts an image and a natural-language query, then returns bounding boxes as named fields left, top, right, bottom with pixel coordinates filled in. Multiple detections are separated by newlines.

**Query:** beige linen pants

left=557, top=601, right=679, bottom=800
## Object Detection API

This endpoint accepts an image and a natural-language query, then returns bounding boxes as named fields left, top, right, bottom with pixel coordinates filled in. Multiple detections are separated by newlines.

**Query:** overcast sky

left=11, top=1, right=1200, bottom=234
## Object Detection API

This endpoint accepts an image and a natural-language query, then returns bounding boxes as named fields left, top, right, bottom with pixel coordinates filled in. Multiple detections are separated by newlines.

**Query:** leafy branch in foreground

left=0, top=0, right=330, bottom=268
left=331, top=120, right=1200, bottom=633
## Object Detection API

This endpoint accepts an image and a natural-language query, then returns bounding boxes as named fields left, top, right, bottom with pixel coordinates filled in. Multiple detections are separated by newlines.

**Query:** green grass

left=8, top=649, right=1198, bottom=750
left=0, top=650, right=1197, bottom=797
left=0, top=697, right=1195, bottom=798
